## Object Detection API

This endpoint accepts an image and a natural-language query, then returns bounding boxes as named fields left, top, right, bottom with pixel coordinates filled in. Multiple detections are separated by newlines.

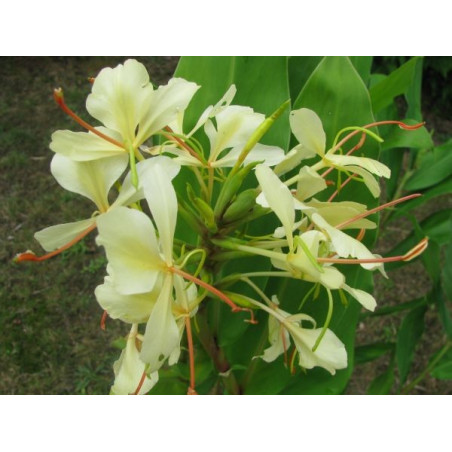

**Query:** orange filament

left=356, top=229, right=366, bottom=242
left=169, top=266, right=257, bottom=324
left=14, top=223, right=97, bottom=263
left=327, top=174, right=356, bottom=202
left=335, top=193, right=422, bottom=230
left=53, top=88, right=124, bottom=149
left=100, top=311, right=108, bottom=331
left=317, top=238, right=428, bottom=265
left=163, top=126, right=201, bottom=161
left=133, top=371, right=147, bottom=395
left=185, top=316, right=196, bottom=394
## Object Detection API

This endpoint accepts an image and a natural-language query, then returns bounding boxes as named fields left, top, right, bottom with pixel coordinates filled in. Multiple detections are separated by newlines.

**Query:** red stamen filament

left=15, top=223, right=97, bottom=263
left=327, top=174, right=356, bottom=202
left=53, top=88, right=124, bottom=149
left=335, top=193, right=422, bottom=230
left=185, top=316, right=197, bottom=394
left=163, top=126, right=201, bottom=161
left=317, top=238, right=428, bottom=265
left=356, top=229, right=366, bottom=242
left=133, top=371, right=147, bottom=395
left=169, top=266, right=257, bottom=324
left=281, top=327, right=288, bottom=367
left=100, top=311, right=108, bottom=331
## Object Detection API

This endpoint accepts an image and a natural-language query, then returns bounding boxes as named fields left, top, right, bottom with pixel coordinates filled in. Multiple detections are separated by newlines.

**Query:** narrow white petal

left=111, top=325, right=158, bottom=395
left=96, top=207, right=164, bottom=295
left=34, top=217, right=96, bottom=252
left=274, top=145, right=317, bottom=176
left=342, top=284, right=377, bottom=311
left=290, top=108, right=326, bottom=157
left=340, top=165, right=381, bottom=197
left=51, top=153, right=128, bottom=212
left=135, top=78, right=200, bottom=145
left=261, top=316, right=289, bottom=363
left=312, top=213, right=379, bottom=269
left=50, top=129, right=125, bottom=161
left=213, top=143, right=285, bottom=168
left=140, top=275, right=180, bottom=372
left=142, top=158, right=180, bottom=264
left=255, top=165, right=295, bottom=250
left=206, top=105, right=264, bottom=162
left=326, top=154, right=391, bottom=178
left=288, top=325, right=347, bottom=375
left=296, top=166, right=327, bottom=201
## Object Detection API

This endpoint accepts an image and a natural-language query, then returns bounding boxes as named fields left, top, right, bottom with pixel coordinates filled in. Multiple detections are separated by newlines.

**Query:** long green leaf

left=355, top=342, right=394, bottom=364
left=367, top=364, right=395, bottom=394
left=405, top=139, right=452, bottom=190
left=396, top=305, right=427, bottom=386
left=370, top=57, right=422, bottom=113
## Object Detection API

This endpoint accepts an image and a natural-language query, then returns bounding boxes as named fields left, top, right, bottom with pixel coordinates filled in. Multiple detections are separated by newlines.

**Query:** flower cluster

left=16, top=59, right=427, bottom=394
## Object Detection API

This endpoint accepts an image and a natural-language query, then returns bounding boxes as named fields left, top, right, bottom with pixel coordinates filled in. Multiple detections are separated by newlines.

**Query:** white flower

left=257, top=298, right=347, bottom=375
left=111, top=324, right=158, bottom=395
left=289, top=108, right=390, bottom=196
left=50, top=59, right=199, bottom=161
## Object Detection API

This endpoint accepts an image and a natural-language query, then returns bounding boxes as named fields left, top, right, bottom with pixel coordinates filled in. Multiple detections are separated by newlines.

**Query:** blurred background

left=0, top=56, right=451, bottom=394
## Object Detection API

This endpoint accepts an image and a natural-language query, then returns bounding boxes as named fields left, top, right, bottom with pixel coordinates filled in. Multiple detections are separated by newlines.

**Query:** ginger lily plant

left=15, top=58, right=428, bottom=395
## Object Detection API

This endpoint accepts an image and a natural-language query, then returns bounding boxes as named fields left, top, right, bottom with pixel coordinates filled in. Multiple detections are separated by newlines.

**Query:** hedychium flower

left=94, top=157, right=254, bottom=383
left=49, top=59, right=199, bottom=187
left=250, top=296, right=347, bottom=375
left=110, top=323, right=159, bottom=395
left=14, top=155, right=178, bottom=263
left=154, top=89, right=286, bottom=169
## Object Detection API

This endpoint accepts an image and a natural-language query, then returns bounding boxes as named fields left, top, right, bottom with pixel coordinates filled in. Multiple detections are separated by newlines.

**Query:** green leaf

left=361, top=296, right=427, bottom=319
left=396, top=305, right=427, bottom=386
left=367, top=364, right=395, bottom=395
left=441, top=226, right=452, bottom=301
left=349, top=56, right=373, bottom=85
left=288, top=56, right=322, bottom=104
left=405, top=56, right=424, bottom=121
left=430, top=348, right=452, bottom=380
left=355, top=342, right=394, bottom=364
left=389, top=176, right=452, bottom=220
left=370, top=57, right=422, bottom=113
left=430, top=284, right=452, bottom=339
left=405, top=139, right=452, bottom=190
left=380, top=122, right=433, bottom=152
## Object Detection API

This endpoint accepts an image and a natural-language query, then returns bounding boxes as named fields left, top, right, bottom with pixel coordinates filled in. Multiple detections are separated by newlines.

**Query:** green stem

left=401, top=341, right=452, bottom=395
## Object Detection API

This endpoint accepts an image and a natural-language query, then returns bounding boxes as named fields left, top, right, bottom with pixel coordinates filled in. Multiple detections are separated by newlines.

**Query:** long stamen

left=335, top=193, right=422, bottom=230
left=133, top=371, right=147, bottom=395
left=327, top=173, right=356, bottom=202
left=53, top=88, right=124, bottom=149
left=169, top=266, right=257, bottom=324
left=317, top=238, right=428, bottom=264
left=14, top=223, right=97, bottom=263
left=163, top=126, right=202, bottom=161
left=100, top=311, right=108, bottom=330
left=185, top=316, right=197, bottom=395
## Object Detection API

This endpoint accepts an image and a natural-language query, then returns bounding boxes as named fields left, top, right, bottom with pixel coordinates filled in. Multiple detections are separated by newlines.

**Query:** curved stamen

left=14, top=223, right=97, bottom=263
left=53, top=88, right=125, bottom=149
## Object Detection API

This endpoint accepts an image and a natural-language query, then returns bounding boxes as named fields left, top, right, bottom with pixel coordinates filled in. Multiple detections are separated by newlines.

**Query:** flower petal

left=34, top=217, right=96, bottom=252
left=95, top=277, right=162, bottom=323
left=340, top=165, right=381, bottom=197
left=311, top=213, right=380, bottom=270
left=96, top=207, right=164, bottom=295
left=290, top=108, right=326, bottom=157
left=296, top=166, right=327, bottom=201
left=206, top=105, right=264, bottom=162
left=135, top=78, right=200, bottom=146
left=111, top=325, right=158, bottom=395
left=50, top=128, right=125, bottom=161
left=342, top=284, right=377, bottom=311
left=326, top=154, right=391, bottom=178
left=140, top=275, right=180, bottom=372
left=261, top=315, right=290, bottom=363
left=87, top=59, right=153, bottom=143
left=142, top=157, right=181, bottom=264
left=288, top=325, right=347, bottom=375
left=212, top=143, right=285, bottom=168
left=51, top=153, right=128, bottom=212
left=255, top=164, right=295, bottom=250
